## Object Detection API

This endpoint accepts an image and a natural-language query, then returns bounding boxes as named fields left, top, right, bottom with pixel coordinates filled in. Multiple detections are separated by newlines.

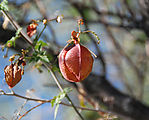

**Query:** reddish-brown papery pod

left=59, top=43, right=93, bottom=82
left=4, top=64, right=22, bottom=88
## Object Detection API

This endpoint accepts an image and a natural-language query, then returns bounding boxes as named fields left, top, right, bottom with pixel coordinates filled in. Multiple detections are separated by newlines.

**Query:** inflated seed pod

left=59, top=43, right=93, bottom=82
left=4, top=63, right=22, bottom=88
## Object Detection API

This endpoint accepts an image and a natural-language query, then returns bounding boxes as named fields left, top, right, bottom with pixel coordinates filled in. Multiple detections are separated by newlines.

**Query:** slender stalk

left=65, top=94, right=85, bottom=120
left=0, top=90, right=51, bottom=103
left=44, top=63, right=85, bottom=120
left=18, top=103, right=44, bottom=120
left=60, top=102, right=110, bottom=113
left=37, top=24, right=47, bottom=40
left=15, top=100, right=28, bottom=120
left=34, top=24, right=47, bottom=45
left=2, top=10, right=34, bottom=47
left=0, top=90, right=110, bottom=114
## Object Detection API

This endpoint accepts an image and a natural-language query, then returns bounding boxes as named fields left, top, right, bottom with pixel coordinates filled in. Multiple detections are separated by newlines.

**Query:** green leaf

left=51, top=88, right=72, bottom=107
left=40, top=55, right=49, bottom=63
left=38, top=43, right=42, bottom=52
left=31, top=40, right=50, bottom=63
left=38, top=40, right=48, bottom=47
left=51, top=88, right=72, bottom=120
left=35, top=40, right=47, bottom=51
left=63, top=87, right=72, bottom=93
left=54, top=104, right=59, bottom=120
left=29, top=49, right=49, bottom=63
left=6, top=28, right=22, bottom=47
left=51, top=96, right=56, bottom=107
left=0, top=0, right=9, bottom=11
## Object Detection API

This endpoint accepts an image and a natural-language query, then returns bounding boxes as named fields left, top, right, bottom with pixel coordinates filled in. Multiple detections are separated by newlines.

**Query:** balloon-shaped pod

left=59, top=43, right=93, bottom=82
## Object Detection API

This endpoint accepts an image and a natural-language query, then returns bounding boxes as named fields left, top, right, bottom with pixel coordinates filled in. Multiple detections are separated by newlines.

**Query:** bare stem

left=18, top=102, right=44, bottom=120
left=1, top=10, right=34, bottom=48
left=43, top=63, right=85, bottom=120
left=14, top=100, right=28, bottom=120
left=0, top=90, right=110, bottom=114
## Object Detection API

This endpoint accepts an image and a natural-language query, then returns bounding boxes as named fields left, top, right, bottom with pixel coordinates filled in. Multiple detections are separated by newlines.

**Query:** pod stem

left=88, top=49, right=97, bottom=58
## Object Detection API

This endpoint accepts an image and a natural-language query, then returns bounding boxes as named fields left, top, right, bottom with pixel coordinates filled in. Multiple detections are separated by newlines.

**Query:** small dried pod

left=42, top=19, right=47, bottom=25
left=59, top=43, right=93, bottom=82
left=4, top=63, right=22, bottom=88
left=27, top=22, right=38, bottom=37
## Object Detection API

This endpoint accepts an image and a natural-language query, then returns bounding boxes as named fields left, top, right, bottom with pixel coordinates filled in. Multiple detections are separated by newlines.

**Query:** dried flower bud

left=43, top=19, right=47, bottom=25
left=56, top=15, right=64, bottom=23
left=71, top=31, right=78, bottom=38
left=27, top=22, right=38, bottom=37
left=78, top=19, right=84, bottom=25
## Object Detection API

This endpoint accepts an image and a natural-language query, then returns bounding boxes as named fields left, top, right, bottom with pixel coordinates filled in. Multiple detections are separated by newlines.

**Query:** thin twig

left=0, top=90, right=51, bottom=103
left=14, top=100, right=28, bottom=120
left=60, top=102, right=111, bottom=114
left=34, top=23, right=47, bottom=45
left=1, top=10, right=33, bottom=48
left=37, top=24, right=47, bottom=40
left=33, top=0, right=58, bottom=44
left=18, top=102, right=44, bottom=120
left=0, top=90, right=110, bottom=114
left=44, top=63, right=85, bottom=120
